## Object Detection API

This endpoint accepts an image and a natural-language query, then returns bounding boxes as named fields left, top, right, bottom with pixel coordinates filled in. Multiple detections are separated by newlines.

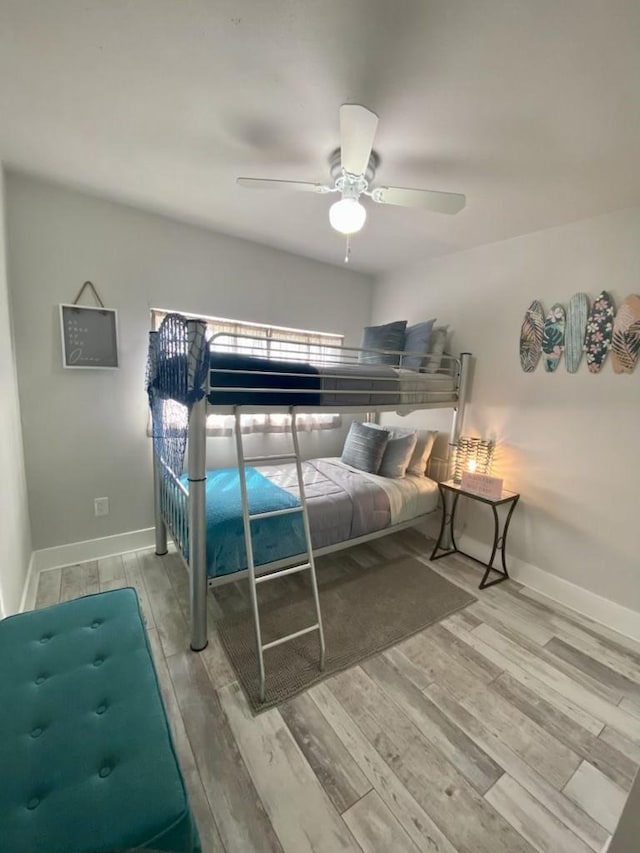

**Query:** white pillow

left=423, top=325, right=449, bottom=373
left=406, top=430, right=438, bottom=476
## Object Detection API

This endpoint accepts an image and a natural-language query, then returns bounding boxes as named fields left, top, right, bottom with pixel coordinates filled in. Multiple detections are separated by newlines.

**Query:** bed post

left=153, top=451, right=168, bottom=556
left=148, top=327, right=168, bottom=557
left=449, top=351, right=471, bottom=461
left=441, top=352, right=472, bottom=547
left=188, top=394, right=208, bottom=652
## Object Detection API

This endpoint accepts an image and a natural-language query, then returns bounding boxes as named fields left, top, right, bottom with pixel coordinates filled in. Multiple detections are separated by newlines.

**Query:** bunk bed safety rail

left=208, top=331, right=462, bottom=410
left=156, top=454, right=190, bottom=559
left=209, top=331, right=459, bottom=374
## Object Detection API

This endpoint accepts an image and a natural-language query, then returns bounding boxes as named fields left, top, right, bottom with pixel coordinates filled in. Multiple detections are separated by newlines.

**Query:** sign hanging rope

left=72, top=280, right=105, bottom=308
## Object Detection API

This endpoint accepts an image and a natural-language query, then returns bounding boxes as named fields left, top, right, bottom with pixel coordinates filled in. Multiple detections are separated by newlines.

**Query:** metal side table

left=431, top=480, right=520, bottom=589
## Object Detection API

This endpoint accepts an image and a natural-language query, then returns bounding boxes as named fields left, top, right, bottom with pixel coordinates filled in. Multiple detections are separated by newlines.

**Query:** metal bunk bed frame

left=148, top=316, right=472, bottom=660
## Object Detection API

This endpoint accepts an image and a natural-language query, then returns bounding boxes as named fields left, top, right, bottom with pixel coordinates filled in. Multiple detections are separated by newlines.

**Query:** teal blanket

left=201, top=468, right=306, bottom=577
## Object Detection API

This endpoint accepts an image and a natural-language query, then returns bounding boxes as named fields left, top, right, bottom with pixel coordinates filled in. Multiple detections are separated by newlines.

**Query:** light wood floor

left=33, top=530, right=639, bottom=853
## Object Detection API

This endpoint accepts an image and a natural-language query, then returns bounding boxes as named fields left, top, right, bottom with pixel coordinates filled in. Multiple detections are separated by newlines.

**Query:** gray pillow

left=359, top=320, right=407, bottom=365
left=341, top=422, right=390, bottom=473
left=379, top=430, right=418, bottom=478
left=403, top=319, right=437, bottom=370
left=365, top=423, right=420, bottom=478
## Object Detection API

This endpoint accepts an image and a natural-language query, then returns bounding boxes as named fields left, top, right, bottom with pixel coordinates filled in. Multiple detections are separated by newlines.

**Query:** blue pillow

left=341, top=422, right=390, bottom=474
left=359, top=320, right=407, bottom=365
left=402, top=319, right=437, bottom=370
left=380, top=430, right=418, bottom=478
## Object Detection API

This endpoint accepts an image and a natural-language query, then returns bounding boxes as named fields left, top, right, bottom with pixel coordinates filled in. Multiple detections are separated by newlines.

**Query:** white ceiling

left=1, top=0, right=639, bottom=275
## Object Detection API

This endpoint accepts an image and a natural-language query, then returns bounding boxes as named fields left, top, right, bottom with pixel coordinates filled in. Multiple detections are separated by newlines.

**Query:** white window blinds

left=151, top=310, right=343, bottom=434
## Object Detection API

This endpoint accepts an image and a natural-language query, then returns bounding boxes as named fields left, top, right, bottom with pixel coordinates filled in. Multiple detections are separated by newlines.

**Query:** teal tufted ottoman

left=0, top=588, right=201, bottom=853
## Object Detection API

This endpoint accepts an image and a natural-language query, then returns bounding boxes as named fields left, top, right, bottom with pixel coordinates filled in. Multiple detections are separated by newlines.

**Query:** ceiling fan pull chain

left=344, top=234, right=351, bottom=264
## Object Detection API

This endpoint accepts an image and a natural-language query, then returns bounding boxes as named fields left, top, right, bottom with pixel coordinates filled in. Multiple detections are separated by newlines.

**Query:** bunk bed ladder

left=234, top=410, right=326, bottom=703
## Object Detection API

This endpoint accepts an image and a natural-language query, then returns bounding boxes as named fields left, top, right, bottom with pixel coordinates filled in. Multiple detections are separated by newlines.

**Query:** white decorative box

left=460, top=472, right=504, bottom=499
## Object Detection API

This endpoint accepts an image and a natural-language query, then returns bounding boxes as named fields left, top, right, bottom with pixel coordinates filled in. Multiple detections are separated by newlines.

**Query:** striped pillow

left=341, top=422, right=390, bottom=474
left=359, top=321, right=407, bottom=365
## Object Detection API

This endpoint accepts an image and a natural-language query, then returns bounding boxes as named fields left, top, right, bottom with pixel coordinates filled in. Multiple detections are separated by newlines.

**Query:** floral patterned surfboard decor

left=611, top=294, right=640, bottom=374
left=519, top=300, right=545, bottom=372
left=542, top=303, right=566, bottom=372
left=584, top=290, right=615, bottom=374
left=565, top=293, right=589, bottom=373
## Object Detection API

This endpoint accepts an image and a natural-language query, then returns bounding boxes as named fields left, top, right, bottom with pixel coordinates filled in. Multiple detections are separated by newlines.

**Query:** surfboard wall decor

left=611, top=294, right=640, bottom=374
left=584, top=290, right=615, bottom=374
left=565, top=293, right=589, bottom=373
left=519, top=300, right=545, bottom=373
left=519, top=290, right=640, bottom=375
left=542, top=304, right=566, bottom=372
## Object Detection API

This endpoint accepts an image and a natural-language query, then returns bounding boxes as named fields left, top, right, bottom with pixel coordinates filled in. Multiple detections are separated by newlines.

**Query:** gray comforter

left=260, top=458, right=391, bottom=549
left=316, top=363, right=399, bottom=406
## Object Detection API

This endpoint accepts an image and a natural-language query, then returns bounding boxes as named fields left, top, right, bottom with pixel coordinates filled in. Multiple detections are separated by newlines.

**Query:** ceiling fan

left=237, top=104, right=466, bottom=261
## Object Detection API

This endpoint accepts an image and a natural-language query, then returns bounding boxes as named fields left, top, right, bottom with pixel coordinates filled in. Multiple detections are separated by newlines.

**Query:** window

left=151, top=309, right=343, bottom=434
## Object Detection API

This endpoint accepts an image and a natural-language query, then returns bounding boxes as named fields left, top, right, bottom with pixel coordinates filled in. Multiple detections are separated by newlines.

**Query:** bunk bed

left=146, top=313, right=471, bottom=697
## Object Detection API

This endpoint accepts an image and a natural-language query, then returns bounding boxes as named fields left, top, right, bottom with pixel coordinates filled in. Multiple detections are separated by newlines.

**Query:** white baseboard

left=19, top=552, right=38, bottom=613
left=24, top=524, right=640, bottom=643
left=459, top=533, right=640, bottom=643
left=31, top=528, right=156, bottom=575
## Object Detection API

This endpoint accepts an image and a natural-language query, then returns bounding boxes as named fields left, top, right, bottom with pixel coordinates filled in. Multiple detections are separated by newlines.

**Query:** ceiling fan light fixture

left=329, top=197, right=367, bottom=235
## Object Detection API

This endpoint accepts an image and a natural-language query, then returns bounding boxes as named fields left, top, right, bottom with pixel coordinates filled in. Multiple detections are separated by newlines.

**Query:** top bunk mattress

left=207, top=352, right=457, bottom=408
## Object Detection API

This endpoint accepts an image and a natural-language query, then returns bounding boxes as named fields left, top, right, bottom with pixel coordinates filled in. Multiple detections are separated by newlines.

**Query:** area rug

left=217, top=555, right=476, bottom=713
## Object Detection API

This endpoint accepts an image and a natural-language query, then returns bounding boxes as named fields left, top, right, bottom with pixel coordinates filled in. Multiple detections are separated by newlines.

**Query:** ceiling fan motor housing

left=328, top=147, right=380, bottom=187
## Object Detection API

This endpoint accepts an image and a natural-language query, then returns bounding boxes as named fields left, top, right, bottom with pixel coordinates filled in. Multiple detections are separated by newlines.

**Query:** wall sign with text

left=59, top=304, right=119, bottom=369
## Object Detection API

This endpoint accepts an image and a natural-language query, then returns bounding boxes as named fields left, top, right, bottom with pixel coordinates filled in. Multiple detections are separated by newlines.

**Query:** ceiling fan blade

left=372, top=186, right=466, bottom=214
left=339, top=104, right=379, bottom=175
left=237, top=177, right=328, bottom=193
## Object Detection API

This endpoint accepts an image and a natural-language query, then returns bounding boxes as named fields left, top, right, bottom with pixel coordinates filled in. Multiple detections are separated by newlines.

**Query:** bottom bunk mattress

left=194, top=458, right=439, bottom=579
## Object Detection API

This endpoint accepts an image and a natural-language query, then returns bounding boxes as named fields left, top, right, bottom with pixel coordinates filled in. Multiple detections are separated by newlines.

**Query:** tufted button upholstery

left=0, top=588, right=201, bottom=853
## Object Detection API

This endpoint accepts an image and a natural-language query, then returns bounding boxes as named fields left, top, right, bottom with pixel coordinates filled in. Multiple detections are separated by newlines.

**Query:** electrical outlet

left=94, top=497, right=109, bottom=517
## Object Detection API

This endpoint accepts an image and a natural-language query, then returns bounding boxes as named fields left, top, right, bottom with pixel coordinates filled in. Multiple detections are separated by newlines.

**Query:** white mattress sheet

left=324, top=458, right=440, bottom=524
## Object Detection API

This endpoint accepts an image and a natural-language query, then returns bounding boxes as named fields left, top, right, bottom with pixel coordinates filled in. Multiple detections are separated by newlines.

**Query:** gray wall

left=609, top=769, right=639, bottom=852
left=0, top=166, right=31, bottom=614
left=6, top=173, right=373, bottom=550
left=373, top=206, right=640, bottom=613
